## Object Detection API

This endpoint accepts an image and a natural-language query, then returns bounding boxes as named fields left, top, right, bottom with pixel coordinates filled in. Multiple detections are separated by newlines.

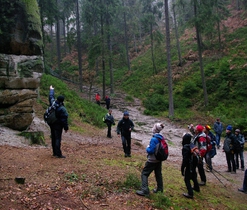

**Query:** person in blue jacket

left=49, top=85, right=69, bottom=158
left=136, top=123, right=165, bottom=196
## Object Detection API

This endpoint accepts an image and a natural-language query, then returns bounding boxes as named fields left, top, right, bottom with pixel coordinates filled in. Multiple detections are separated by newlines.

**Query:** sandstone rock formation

left=0, top=0, right=44, bottom=131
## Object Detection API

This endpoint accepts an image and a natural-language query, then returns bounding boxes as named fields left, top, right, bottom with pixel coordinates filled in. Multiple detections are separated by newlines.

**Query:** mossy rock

left=19, top=131, right=46, bottom=145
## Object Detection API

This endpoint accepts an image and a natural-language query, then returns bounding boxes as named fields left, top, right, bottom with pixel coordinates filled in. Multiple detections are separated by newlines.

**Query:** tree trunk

left=150, top=22, right=157, bottom=75
left=100, top=0, right=106, bottom=99
left=56, top=0, right=61, bottom=75
left=194, top=0, right=208, bottom=106
left=164, top=0, right=174, bottom=117
left=76, top=0, right=83, bottom=92
left=172, top=3, right=182, bottom=66
left=123, top=1, right=131, bottom=71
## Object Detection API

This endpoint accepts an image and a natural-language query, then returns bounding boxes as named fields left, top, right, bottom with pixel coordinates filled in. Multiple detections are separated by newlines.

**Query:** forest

left=2, top=0, right=247, bottom=128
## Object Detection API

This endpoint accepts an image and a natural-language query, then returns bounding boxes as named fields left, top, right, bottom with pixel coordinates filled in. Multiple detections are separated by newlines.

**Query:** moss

left=18, top=131, right=46, bottom=145
left=21, top=0, right=42, bottom=35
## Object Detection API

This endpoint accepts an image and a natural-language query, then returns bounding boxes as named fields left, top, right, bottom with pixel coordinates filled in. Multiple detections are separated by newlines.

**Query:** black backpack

left=44, top=103, right=59, bottom=125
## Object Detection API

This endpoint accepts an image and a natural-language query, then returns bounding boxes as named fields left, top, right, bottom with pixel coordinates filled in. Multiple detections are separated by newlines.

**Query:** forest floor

left=1, top=81, right=247, bottom=210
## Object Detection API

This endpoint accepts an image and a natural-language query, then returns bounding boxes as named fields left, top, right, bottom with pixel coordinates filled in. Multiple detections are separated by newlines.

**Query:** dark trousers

left=121, top=135, right=131, bottom=155
left=225, top=151, right=236, bottom=172
left=50, top=125, right=63, bottom=157
left=243, top=169, right=247, bottom=191
left=106, top=103, right=110, bottom=109
left=141, top=161, right=163, bottom=193
left=197, top=161, right=206, bottom=182
left=184, top=166, right=199, bottom=196
left=106, top=122, right=112, bottom=137
left=235, top=149, right=245, bottom=169
left=205, top=152, right=212, bottom=171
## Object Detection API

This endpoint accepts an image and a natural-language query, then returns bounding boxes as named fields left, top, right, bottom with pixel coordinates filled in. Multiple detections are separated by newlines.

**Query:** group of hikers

left=46, top=87, right=247, bottom=200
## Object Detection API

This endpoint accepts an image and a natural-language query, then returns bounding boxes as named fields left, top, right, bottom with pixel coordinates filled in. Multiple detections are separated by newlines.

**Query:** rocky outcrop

left=0, top=0, right=43, bottom=131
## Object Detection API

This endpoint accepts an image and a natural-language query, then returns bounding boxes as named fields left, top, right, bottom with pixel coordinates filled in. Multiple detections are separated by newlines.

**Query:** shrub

left=143, top=94, right=168, bottom=112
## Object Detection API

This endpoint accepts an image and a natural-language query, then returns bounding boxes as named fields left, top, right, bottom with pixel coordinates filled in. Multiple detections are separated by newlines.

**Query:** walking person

left=48, top=85, right=69, bottom=158
left=191, top=125, right=207, bottom=186
left=234, top=129, right=245, bottom=171
left=95, top=93, right=101, bottom=106
left=105, top=95, right=111, bottom=110
left=214, top=118, right=223, bottom=149
left=104, top=109, right=115, bottom=138
left=136, top=123, right=165, bottom=196
left=223, top=125, right=237, bottom=173
left=117, top=111, right=134, bottom=157
left=181, top=133, right=200, bottom=199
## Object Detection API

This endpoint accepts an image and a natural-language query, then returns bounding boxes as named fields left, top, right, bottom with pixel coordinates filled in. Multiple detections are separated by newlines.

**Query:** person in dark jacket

left=104, top=109, right=115, bottom=138
left=234, top=129, right=245, bottom=171
left=204, top=125, right=217, bottom=172
left=181, top=133, right=200, bottom=199
left=136, top=123, right=165, bottom=196
left=214, top=118, right=223, bottom=149
left=117, top=111, right=134, bottom=157
left=238, top=169, right=247, bottom=194
left=49, top=85, right=69, bottom=158
left=105, top=95, right=111, bottom=110
left=223, top=125, right=237, bottom=173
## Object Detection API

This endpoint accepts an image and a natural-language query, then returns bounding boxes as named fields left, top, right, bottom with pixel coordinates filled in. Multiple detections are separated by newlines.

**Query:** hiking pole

left=211, top=168, right=231, bottom=182
left=210, top=170, right=227, bottom=188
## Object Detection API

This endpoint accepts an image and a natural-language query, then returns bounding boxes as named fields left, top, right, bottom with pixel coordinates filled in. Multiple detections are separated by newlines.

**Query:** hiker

left=95, top=93, right=101, bottom=106
left=181, top=133, right=200, bottom=199
left=136, top=123, right=165, bottom=196
left=238, top=169, right=247, bottom=194
left=213, top=118, right=223, bottom=149
left=191, top=125, right=207, bottom=186
left=117, top=111, right=134, bottom=157
left=104, top=109, right=115, bottom=138
left=234, top=129, right=245, bottom=171
left=48, top=85, right=69, bottom=158
left=204, top=125, right=217, bottom=172
left=188, top=124, right=196, bottom=137
left=105, top=95, right=111, bottom=110
left=223, top=125, right=237, bottom=173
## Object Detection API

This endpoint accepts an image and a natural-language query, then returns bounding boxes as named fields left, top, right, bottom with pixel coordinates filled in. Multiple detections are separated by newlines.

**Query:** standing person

left=136, top=123, right=165, bottom=196
left=192, top=125, right=207, bottom=186
left=204, top=125, right=217, bottom=172
left=104, top=109, right=115, bottom=138
left=214, top=118, right=223, bottom=149
left=105, top=95, right=111, bottom=110
left=117, top=111, right=134, bottom=157
left=48, top=85, right=69, bottom=158
left=234, top=129, right=245, bottom=171
left=223, top=125, right=237, bottom=173
left=95, top=93, right=101, bottom=106
left=238, top=169, right=247, bottom=194
left=181, top=133, right=200, bottom=199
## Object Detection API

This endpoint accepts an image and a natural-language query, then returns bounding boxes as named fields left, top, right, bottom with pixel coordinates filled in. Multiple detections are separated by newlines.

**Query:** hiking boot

left=231, top=171, right=236, bottom=174
left=241, top=168, right=245, bottom=171
left=183, top=193, right=193, bottom=199
left=225, top=170, right=231, bottom=172
left=57, top=155, right=66, bottom=158
left=127, top=154, right=131, bottom=157
left=124, top=154, right=128, bottom=157
left=238, top=188, right=247, bottom=194
left=136, top=190, right=149, bottom=196
left=198, top=181, right=206, bottom=186
left=153, top=189, right=163, bottom=193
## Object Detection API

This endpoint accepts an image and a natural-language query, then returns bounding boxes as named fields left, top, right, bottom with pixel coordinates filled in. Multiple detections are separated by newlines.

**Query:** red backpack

left=155, top=137, right=169, bottom=161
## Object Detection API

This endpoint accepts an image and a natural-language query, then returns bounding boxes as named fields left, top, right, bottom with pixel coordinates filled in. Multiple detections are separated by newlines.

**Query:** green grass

left=40, top=74, right=107, bottom=129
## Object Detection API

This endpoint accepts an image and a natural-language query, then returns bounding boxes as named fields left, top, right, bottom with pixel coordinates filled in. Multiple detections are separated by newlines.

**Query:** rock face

left=0, top=0, right=43, bottom=131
